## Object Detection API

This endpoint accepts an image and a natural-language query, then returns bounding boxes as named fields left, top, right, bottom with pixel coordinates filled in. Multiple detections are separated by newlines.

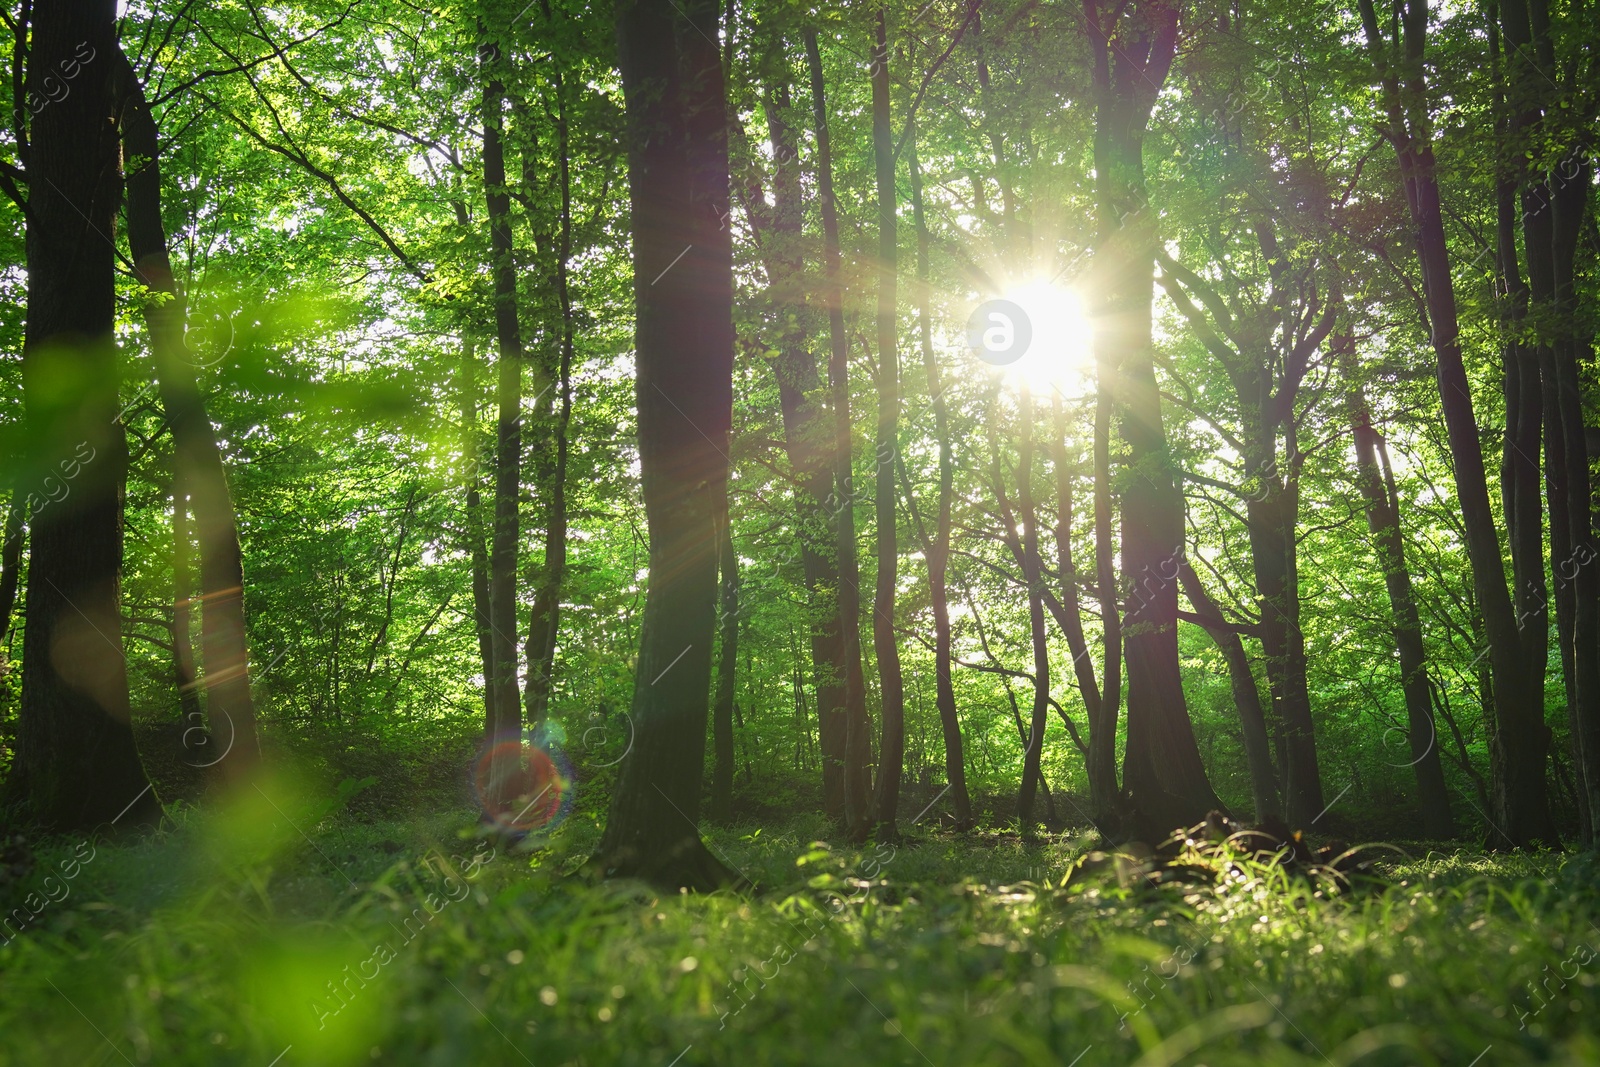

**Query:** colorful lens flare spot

left=473, top=737, right=572, bottom=833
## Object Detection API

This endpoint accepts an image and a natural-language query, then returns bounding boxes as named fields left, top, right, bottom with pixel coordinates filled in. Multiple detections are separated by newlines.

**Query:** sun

left=1001, top=279, right=1095, bottom=392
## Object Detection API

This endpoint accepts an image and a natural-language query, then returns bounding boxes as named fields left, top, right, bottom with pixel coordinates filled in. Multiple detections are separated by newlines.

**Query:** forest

left=1, top=0, right=1599, bottom=1063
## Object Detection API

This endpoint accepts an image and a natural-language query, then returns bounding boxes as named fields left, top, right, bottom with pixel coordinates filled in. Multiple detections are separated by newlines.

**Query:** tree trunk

left=755, top=79, right=851, bottom=821
left=459, top=336, right=497, bottom=739
left=1357, top=0, right=1554, bottom=846
left=523, top=71, right=576, bottom=727
left=1246, top=476, right=1323, bottom=826
left=907, top=116, right=971, bottom=829
left=480, top=28, right=526, bottom=816
left=0, top=492, right=23, bottom=647
left=1499, top=0, right=1599, bottom=845
left=868, top=10, right=905, bottom=840
left=1050, top=392, right=1115, bottom=815
left=591, top=0, right=739, bottom=889
left=1177, top=562, right=1279, bottom=822
left=805, top=27, right=873, bottom=837
left=712, top=518, right=738, bottom=822
left=1346, top=360, right=1454, bottom=838
left=1487, top=18, right=1556, bottom=839
left=11, top=3, right=160, bottom=831
left=1085, top=0, right=1221, bottom=837
left=114, top=46, right=263, bottom=786
left=170, top=480, right=205, bottom=734
left=1016, top=388, right=1051, bottom=833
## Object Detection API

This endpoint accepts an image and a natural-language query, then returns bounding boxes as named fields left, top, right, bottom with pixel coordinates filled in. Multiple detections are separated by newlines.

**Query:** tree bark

left=869, top=9, right=905, bottom=840
left=907, top=116, right=972, bottom=829
left=480, top=27, right=526, bottom=815
left=751, top=78, right=852, bottom=822
left=523, top=70, right=576, bottom=727
left=170, top=480, right=204, bottom=733
left=1016, top=388, right=1051, bottom=832
left=591, top=0, right=739, bottom=889
left=1177, top=562, right=1279, bottom=822
left=458, top=336, right=497, bottom=739
left=11, top=2, right=161, bottom=831
left=805, top=27, right=874, bottom=837
left=712, top=518, right=738, bottom=821
left=0, top=492, right=23, bottom=647
left=1050, top=392, right=1116, bottom=817
left=114, top=46, right=262, bottom=787
left=1499, top=0, right=1599, bottom=846
left=1357, top=0, right=1555, bottom=846
left=1085, top=0, right=1221, bottom=837
left=1346, top=356, right=1454, bottom=838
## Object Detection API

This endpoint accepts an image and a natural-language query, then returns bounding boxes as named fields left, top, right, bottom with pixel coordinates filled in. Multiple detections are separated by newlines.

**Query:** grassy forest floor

left=3, top=776, right=1599, bottom=1066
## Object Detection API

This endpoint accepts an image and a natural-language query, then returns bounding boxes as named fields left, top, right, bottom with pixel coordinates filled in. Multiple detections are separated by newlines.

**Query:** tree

left=1356, top=0, right=1555, bottom=847
left=590, top=0, right=739, bottom=889
left=114, top=45, right=263, bottom=787
left=869, top=8, right=907, bottom=840
left=9, top=1, right=161, bottom=831
left=1084, top=0, right=1223, bottom=835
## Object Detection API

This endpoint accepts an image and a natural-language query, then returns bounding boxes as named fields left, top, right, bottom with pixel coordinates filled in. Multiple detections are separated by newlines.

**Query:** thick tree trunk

left=805, top=27, right=874, bottom=837
left=591, top=0, right=739, bottom=889
left=1086, top=0, right=1220, bottom=837
left=907, top=120, right=971, bottom=828
left=480, top=29, right=526, bottom=815
left=712, top=519, right=738, bottom=821
left=1358, top=0, right=1554, bottom=846
left=11, top=3, right=160, bottom=831
left=1178, top=562, right=1279, bottom=822
left=1347, top=362, right=1455, bottom=838
left=115, top=47, right=263, bottom=786
left=869, top=10, right=905, bottom=840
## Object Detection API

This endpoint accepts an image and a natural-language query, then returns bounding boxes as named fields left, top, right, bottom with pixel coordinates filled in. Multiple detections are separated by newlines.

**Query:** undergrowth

left=2, top=778, right=1598, bottom=1066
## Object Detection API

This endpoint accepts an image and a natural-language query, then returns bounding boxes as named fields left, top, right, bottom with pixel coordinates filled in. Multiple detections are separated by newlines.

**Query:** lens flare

left=473, top=735, right=572, bottom=834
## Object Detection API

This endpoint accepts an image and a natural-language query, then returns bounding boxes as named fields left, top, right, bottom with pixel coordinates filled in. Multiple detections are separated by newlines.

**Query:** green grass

left=4, top=779, right=1600, bottom=1066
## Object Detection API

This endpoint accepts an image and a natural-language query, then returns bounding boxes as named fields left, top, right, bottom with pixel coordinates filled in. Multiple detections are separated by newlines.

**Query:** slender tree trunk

left=591, top=0, right=738, bottom=889
left=11, top=3, right=160, bottom=830
left=1086, top=0, right=1220, bottom=836
left=869, top=10, right=905, bottom=840
left=1347, top=360, right=1454, bottom=837
left=524, top=72, right=576, bottom=727
left=1050, top=393, right=1115, bottom=813
left=170, top=480, right=204, bottom=731
left=805, top=27, right=873, bottom=837
left=0, top=492, right=23, bottom=646
left=1016, top=388, right=1051, bottom=832
left=480, top=28, right=527, bottom=818
left=1487, top=18, right=1556, bottom=838
left=1358, top=0, right=1554, bottom=846
left=459, top=336, right=497, bottom=739
left=908, top=117, right=971, bottom=828
left=115, top=47, right=262, bottom=786
left=1499, top=0, right=1600, bottom=844
left=1178, top=562, right=1279, bottom=822
left=1091, top=308, right=1123, bottom=827
left=712, top=517, right=738, bottom=821
left=759, top=78, right=851, bottom=822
